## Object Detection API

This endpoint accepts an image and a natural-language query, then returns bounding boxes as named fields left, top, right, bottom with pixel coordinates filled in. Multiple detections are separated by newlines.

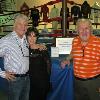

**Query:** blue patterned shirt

left=0, top=31, right=29, bottom=78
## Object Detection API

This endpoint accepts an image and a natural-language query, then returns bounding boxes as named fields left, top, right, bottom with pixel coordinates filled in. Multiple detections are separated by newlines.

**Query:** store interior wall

left=1, top=0, right=100, bottom=35
left=16, top=0, right=100, bottom=30
left=16, top=0, right=100, bottom=10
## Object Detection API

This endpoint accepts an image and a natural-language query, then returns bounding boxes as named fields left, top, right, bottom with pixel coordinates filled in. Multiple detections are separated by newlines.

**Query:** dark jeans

left=74, top=76, right=100, bottom=100
left=8, top=76, right=30, bottom=100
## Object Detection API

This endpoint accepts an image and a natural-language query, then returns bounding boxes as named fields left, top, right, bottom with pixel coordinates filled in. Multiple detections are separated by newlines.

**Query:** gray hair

left=76, top=18, right=93, bottom=33
left=14, top=14, right=28, bottom=26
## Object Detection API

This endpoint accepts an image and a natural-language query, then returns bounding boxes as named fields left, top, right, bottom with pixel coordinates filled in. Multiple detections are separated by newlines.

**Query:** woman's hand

left=31, top=43, right=47, bottom=50
left=38, top=44, right=47, bottom=51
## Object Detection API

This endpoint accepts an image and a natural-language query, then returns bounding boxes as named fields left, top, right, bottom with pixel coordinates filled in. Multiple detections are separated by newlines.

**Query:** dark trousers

left=74, top=76, right=100, bottom=100
left=8, top=76, right=30, bottom=100
left=29, top=77, right=50, bottom=100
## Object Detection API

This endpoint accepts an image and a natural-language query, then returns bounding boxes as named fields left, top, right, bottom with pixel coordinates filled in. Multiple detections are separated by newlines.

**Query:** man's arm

left=0, top=69, right=6, bottom=78
left=0, top=40, right=6, bottom=78
left=61, top=52, right=73, bottom=69
left=0, top=40, right=15, bottom=80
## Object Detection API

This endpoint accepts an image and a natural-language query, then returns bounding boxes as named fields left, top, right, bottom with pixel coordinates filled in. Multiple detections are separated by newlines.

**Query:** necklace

left=16, top=37, right=29, bottom=57
left=81, top=41, right=88, bottom=57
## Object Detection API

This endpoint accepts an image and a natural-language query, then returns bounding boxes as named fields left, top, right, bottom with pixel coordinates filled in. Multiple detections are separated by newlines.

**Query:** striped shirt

left=0, top=31, right=29, bottom=78
left=72, top=35, right=100, bottom=78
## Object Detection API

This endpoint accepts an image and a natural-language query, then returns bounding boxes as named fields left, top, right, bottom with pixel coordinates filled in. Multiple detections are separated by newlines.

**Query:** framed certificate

left=56, top=37, right=73, bottom=54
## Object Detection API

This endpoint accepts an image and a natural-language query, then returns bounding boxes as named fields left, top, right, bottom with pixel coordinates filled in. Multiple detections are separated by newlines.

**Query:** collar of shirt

left=12, top=31, right=28, bottom=45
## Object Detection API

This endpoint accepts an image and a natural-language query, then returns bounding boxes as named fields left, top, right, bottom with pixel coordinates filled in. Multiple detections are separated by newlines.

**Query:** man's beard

left=80, top=35, right=88, bottom=42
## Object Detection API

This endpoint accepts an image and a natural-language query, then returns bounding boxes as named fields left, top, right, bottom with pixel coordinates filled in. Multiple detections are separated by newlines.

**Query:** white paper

left=56, top=38, right=73, bottom=54
left=51, top=47, right=59, bottom=57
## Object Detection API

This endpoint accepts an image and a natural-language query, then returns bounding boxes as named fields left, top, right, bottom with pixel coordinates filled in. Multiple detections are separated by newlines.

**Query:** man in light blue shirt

left=0, top=14, right=30, bottom=100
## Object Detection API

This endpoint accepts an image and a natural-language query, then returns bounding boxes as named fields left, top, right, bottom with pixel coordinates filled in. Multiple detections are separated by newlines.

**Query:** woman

left=26, top=27, right=51, bottom=100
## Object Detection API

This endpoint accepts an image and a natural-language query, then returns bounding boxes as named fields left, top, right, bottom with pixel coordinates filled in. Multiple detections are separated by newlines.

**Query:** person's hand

left=5, top=71, right=16, bottom=81
left=30, top=43, right=47, bottom=50
left=38, top=44, right=47, bottom=51
left=61, top=59, right=70, bottom=69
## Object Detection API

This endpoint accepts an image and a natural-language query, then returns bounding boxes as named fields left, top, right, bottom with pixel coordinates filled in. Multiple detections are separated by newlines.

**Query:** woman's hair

left=25, top=27, right=39, bottom=37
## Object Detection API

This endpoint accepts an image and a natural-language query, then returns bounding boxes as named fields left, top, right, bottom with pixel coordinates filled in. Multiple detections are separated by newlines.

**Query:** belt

left=14, top=72, right=29, bottom=77
left=75, top=74, right=100, bottom=81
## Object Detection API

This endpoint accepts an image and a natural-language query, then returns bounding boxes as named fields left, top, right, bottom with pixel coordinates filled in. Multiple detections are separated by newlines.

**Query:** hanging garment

left=91, top=2, right=100, bottom=24
left=41, top=5, right=49, bottom=21
left=81, top=1, right=91, bottom=18
left=50, top=5, right=59, bottom=30
left=30, top=8, right=40, bottom=27
left=60, top=7, right=69, bottom=29
left=20, top=2, right=29, bottom=16
left=71, top=5, right=81, bottom=24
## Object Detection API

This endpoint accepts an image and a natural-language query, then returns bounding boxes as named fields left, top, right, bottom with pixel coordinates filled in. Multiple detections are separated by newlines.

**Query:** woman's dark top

left=29, top=48, right=51, bottom=100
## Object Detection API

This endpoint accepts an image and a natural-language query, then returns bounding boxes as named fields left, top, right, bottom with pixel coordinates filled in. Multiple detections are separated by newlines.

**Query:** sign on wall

left=56, top=38, right=73, bottom=54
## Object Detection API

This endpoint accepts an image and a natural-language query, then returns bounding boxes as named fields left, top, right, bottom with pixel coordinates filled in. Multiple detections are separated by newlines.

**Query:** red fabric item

left=48, top=33, right=62, bottom=37
left=20, top=2, right=29, bottom=16
left=41, top=5, right=49, bottom=21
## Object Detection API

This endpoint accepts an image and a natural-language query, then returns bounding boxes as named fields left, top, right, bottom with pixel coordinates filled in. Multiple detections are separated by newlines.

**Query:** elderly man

left=61, top=18, right=100, bottom=100
left=0, top=14, right=30, bottom=100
